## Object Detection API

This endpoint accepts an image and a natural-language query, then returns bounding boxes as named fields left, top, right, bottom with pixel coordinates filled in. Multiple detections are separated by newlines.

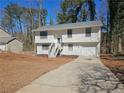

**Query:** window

left=40, top=31, right=47, bottom=38
left=68, top=44, right=73, bottom=51
left=67, top=29, right=72, bottom=38
left=42, top=44, right=49, bottom=50
left=85, top=28, right=91, bottom=37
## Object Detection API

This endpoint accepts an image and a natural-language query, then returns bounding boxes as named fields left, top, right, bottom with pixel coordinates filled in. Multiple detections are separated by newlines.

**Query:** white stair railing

left=48, top=43, right=55, bottom=57
left=54, top=43, right=61, bottom=56
left=48, top=43, right=54, bottom=55
left=48, top=38, right=63, bottom=57
left=48, top=42, right=62, bottom=58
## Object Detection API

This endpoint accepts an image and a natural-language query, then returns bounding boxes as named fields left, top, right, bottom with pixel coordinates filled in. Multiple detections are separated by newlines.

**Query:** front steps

left=48, top=43, right=61, bottom=58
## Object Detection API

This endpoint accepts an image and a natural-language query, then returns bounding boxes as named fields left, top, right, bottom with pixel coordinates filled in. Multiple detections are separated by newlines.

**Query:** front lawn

left=0, top=52, right=75, bottom=93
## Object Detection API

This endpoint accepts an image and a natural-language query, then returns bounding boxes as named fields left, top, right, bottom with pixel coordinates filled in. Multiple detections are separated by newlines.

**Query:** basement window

left=42, top=44, right=49, bottom=50
left=85, top=28, right=91, bottom=37
left=67, top=29, right=72, bottom=38
left=40, top=31, right=48, bottom=38
left=68, top=44, right=73, bottom=51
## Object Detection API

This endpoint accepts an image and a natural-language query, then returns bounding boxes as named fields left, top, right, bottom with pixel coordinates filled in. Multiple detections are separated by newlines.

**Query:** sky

left=0, top=0, right=105, bottom=24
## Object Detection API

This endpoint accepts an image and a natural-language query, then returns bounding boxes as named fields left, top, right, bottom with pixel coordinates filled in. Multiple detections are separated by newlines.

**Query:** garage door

left=82, top=47, right=96, bottom=57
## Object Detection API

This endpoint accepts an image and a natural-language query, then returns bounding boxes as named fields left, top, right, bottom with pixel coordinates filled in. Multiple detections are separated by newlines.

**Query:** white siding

left=35, top=31, right=54, bottom=43
left=96, top=42, right=101, bottom=57
left=0, top=44, right=6, bottom=51
left=61, top=43, right=97, bottom=57
left=35, top=26, right=101, bottom=57
left=62, top=27, right=100, bottom=43
left=81, top=46, right=96, bottom=57
left=61, top=43, right=81, bottom=55
left=37, top=45, right=49, bottom=55
left=6, top=39, right=23, bottom=53
left=35, top=27, right=100, bottom=44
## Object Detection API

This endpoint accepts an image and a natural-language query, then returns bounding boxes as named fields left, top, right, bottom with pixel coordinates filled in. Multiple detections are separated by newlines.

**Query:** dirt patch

left=101, top=55, right=124, bottom=84
left=0, top=52, right=75, bottom=93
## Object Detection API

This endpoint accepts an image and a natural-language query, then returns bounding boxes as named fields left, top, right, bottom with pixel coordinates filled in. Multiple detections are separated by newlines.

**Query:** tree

left=87, top=0, right=96, bottom=21
left=109, top=0, right=124, bottom=55
left=1, top=14, right=15, bottom=34
left=22, top=7, right=38, bottom=50
left=41, top=9, right=48, bottom=25
left=57, top=0, right=96, bottom=24
left=1, top=3, right=24, bottom=33
left=98, top=0, right=110, bottom=53
left=1, top=2, right=47, bottom=51
left=49, top=16, right=54, bottom=25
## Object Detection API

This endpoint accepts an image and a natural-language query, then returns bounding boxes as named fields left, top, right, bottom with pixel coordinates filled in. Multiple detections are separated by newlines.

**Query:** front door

left=54, top=31, right=62, bottom=43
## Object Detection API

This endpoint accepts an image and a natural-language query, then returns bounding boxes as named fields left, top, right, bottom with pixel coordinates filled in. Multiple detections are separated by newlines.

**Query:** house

left=0, top=28, right=23, bottom=53
left=33, top=21, right=103, bottom=58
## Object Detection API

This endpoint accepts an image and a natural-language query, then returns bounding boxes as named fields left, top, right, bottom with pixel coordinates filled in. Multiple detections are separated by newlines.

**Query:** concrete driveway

left=15, top=56, right=124, bottom=93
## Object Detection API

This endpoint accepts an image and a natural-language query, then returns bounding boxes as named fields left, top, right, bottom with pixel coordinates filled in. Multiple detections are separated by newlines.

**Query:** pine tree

left=109, top=0, right=124, bottom=55
left=57, top=0, right=96, bottom=24
left=49, top=16, right=54, bottom=25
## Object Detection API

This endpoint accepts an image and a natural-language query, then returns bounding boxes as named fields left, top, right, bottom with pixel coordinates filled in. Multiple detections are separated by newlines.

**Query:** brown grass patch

left=0, top=52, right=75, bottom=93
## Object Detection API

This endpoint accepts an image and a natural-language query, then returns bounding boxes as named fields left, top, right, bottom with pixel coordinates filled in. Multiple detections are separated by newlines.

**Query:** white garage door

left=82, top=47, right=96, bottom=57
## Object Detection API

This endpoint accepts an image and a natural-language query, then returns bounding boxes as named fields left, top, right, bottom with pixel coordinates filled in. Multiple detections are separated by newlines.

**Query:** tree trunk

left=19, top=18, right=23, bottom=33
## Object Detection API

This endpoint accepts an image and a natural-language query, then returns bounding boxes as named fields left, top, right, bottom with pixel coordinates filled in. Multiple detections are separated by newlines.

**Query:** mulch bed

left=101, top=54, right=124, bottom=84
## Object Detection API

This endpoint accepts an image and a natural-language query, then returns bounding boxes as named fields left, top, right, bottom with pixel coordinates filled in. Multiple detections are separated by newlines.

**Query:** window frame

left=40, top=31, right=48, bottom=38
left=42, top=44, right=49, bottom=51
left=85, top=28, right=91, bottom=37
left=67, top=29, right=72, bottom=38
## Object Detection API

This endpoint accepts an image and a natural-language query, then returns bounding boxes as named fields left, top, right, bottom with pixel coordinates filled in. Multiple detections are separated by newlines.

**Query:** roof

left=0, top=28, right=11, bottom=37
left=0, top=37, right=16, bottom=44
left=33, top=21, right=103, bottom=32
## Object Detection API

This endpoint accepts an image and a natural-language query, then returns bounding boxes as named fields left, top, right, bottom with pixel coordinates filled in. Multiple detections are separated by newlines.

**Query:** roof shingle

left=33, top=21, right=103, bottom=32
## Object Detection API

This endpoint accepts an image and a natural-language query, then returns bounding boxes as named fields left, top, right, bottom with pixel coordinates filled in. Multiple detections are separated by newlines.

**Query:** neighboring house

left=33, top=21, right=103, bottom=58
left=0, top=28, right=23, bottom=53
